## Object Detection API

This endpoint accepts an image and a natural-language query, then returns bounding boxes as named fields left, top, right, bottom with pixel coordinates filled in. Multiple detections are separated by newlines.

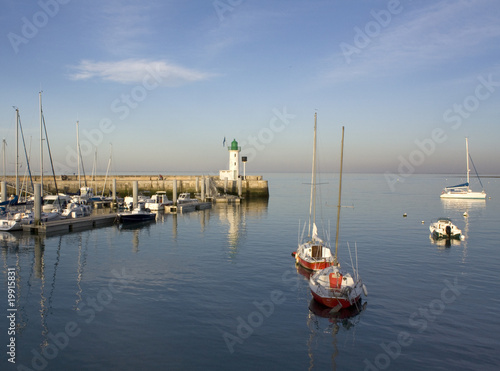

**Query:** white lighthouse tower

left=219, top=139, right=241, bottom=181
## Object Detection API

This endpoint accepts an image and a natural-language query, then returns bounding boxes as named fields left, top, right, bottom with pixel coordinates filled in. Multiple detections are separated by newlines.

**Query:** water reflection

left=118, top=220, right=155, bottom=252
left=307, top=299, right=367, bottom=370
left=429, top=234, right=461, bottom=249
left=441, top=198, right=486, bottom=213
left=213, top=199, right=269, bottom=258
left=295, top=262, right=313, bottom=280
left=439, top=198, right=483, bottom=262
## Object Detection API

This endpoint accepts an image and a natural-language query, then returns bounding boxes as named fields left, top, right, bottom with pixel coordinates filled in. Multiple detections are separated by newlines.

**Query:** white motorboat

left=177, top=193, right=199, bottom=205
left=15, top=209, right=62, bottom=224
left=118, top=202, right=156, bottom=223
left=429, top=218, right=463, bottom=239
left=440, top=138, right=486, bottom=199
left=0, top=218, right=22, bottom=232
left=42, top=194, right=71, bottom=212
left=145, top=191, right=173, bottom=211
left=61, top=201, right=92, bottom=219
left=123, top=195, right=148, bottom=210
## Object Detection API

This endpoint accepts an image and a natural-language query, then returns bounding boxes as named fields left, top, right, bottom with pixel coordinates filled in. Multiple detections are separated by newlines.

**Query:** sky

left=1, top=0, right=499, bottom=177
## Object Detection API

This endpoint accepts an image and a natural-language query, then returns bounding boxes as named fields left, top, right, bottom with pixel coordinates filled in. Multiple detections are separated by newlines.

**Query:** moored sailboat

left=309, top=127, right=367, bottom=311
left=293, top=113, right=335, bottom=271
left=440, top=138, right=486, bottom=199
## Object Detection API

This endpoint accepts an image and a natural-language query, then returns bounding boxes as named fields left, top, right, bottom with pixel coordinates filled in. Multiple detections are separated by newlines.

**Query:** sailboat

left=440, top=138, right=486, bottom=199
left=292, top=113, right=335, bottom=271
left=309, top=127, right=367, bottom=311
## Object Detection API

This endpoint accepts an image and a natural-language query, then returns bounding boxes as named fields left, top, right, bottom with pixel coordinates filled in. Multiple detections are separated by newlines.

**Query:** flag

left=222, top=137, right=226, bottom=147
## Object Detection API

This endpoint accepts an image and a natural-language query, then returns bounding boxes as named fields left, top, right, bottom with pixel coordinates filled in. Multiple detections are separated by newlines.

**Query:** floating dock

left=23, top=214, right=117, bottom=235
left=165, top=202, right=212, bottom=214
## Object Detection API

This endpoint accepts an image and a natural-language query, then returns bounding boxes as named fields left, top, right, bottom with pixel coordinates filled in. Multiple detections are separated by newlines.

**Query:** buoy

left=291, top=252, right=296, bottom=257
left=421, top=221, right=425, bottom=224
left=403, top=213, right=407, bottom=217
left=463, top=212, right=468, bottom=217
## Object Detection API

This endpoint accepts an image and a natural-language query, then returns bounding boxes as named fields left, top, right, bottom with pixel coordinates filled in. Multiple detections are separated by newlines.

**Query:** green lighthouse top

left=230, top=139, right=239, bottom=150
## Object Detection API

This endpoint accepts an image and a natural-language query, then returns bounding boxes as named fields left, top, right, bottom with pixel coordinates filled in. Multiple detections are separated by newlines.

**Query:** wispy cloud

left=68, top=59, right=215, bottom=86
left=325, top=0, right=500, bottom=82
left=88, top=1, right=159, bottom=56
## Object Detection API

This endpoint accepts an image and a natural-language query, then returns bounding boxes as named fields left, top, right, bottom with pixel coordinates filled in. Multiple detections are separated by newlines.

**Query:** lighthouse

left=219, top=139, right=241, bottom=181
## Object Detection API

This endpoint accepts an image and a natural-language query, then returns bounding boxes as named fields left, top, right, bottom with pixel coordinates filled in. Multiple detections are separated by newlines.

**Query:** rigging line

left=347, top=242, right=356, bottom=279
left=78, top=137, right=88, bottom=187
left=17, top=111, right=35, bottom=194
left=468, top=154, right=484, bottom=189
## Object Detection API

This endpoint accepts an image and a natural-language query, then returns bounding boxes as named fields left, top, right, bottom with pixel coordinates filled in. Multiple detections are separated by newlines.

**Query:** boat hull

left=429, top=218, right=462, bottom=240
left=296, top=257, right=333, bottom=271
left=310, top=290, right=361, bottom=309
left=0, top=219, right=22, bottom=231
left=119, top=214, right=156, bottom=223
left=431, top=231, right=461, bottom=240
left=440, top=192, right=486, bottom=199
left=309, top=265, right=366, bottom=309
left=295, top=241, right=334, bottom=271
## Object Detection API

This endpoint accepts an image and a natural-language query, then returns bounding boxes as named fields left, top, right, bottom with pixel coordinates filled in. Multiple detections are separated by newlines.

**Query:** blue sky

left=1, top=0, right=499, bottom=176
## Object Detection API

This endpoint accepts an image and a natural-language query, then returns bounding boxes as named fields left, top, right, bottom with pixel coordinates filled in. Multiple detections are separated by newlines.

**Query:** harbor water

left=1, top=173, right=499, bottom=370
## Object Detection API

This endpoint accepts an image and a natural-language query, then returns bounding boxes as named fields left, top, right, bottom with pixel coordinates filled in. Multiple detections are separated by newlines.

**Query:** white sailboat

left=293, top=113, right=335, bottom=271
left=440, top=138, right=486, bottom=199
left=309, top=127, right=367, bottom=311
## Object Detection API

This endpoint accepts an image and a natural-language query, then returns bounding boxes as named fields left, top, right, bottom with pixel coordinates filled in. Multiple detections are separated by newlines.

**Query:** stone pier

left=3, top=175, right=269, bottom=199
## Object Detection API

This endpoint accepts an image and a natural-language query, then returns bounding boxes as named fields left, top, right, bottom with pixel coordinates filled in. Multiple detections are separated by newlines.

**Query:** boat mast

left=15, top=107, right=19, bottom=196
left=102, top=143, right=112, bottom=197
left=39, top=91, right=43, bottom=196
left=308, top=112, right=318, bottom=237
left=77, top=121, right=81, bottom=190
left=2, top=139, right=6, bottom=182
left=465, top=137, right=470, bottom=189
left=334, top=126, right=345, bottom=263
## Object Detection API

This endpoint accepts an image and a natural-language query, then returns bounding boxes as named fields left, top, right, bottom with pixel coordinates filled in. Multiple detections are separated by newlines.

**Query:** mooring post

left=34, top=183, right=41, bottom=225
left=195, top=176, right=199, bottom=193
left=112, top=179, right=117, bottom=207
left=238, top=177, right=242, bottom=198
left=224, top=178, right=228, bottom=193
left=133, top=181, right=138, bottom=209
left=0, top=181, right=6, bottom=203
left=173, top=179, right=177, bottom=205
left=206, top=177, right=210, bottom=197
left=201, top=176, right=205, bottom=202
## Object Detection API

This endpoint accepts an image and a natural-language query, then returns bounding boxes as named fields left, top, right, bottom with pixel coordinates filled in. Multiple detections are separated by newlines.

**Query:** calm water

left=1, top=173, right=499, bottom=370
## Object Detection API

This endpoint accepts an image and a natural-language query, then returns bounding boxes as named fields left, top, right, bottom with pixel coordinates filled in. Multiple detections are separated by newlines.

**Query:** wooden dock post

left=0, top=181, right=6, bottom=202
left=133, top=181, right=138, bottom=208
left=112, top=179, right=117, bottom=205
left=173, top=179, right=177, bottom=205
left=34, top=183, right=41, bottom=225
left=201, top=176, right=205, bottom=202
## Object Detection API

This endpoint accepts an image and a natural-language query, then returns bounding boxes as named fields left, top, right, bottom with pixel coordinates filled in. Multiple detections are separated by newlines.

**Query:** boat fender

left=362, top=284, right=368, bottom=297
